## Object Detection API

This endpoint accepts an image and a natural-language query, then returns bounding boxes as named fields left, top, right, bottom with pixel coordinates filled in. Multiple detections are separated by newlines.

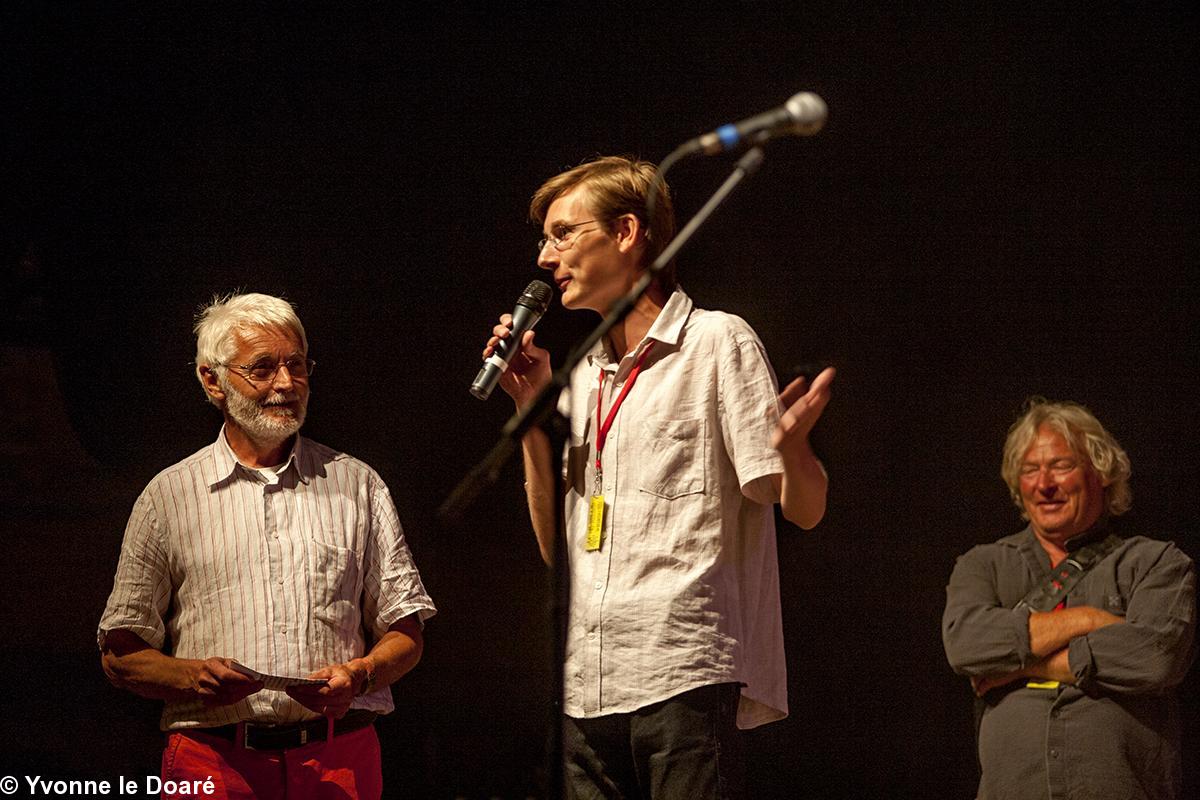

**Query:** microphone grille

left=521, top=279, right=554, bottom=313
left=784, top=92, right=827, bottom=136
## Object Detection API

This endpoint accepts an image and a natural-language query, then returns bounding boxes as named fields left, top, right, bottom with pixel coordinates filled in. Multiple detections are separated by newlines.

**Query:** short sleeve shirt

left=560, top=288, right=789, bottom=729
left=99, top=430, right=436, bottom=730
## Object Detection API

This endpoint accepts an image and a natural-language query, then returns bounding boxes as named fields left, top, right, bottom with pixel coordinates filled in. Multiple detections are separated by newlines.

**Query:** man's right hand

left=190, top=657, right=265, bottom=707
left=101, top=629, right=265, bottom=705
left=483, top=314, right=551, bottom=410
left=481, top=315, right=558, bottom=563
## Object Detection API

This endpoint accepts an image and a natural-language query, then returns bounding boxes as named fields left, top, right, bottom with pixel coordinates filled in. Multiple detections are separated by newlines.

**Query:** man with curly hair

left=943, top=398, right=1195, bottom=800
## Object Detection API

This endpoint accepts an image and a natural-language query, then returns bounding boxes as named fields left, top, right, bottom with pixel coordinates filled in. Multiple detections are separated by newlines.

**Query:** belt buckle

left=236, top=721, right=252, bottom=750
left=237, top=721, right=258, bottom=751
left=238, top=716, right=337, bottom=751
left=238, top=721, right=292, bottom=751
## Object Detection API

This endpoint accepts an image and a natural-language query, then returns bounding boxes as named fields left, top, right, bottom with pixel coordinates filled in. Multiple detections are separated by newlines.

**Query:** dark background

left=2, top=2, right=1196, bottom=798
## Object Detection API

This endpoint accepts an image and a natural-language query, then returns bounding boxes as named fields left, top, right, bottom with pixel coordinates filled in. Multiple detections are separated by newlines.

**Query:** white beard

left=219, top=372, right=307, bottom=446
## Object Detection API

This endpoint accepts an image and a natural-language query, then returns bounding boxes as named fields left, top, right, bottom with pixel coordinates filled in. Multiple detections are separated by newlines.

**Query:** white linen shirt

left=560, top=288, right=788, bottom=729
left=98, top=429, right=436, bottom=730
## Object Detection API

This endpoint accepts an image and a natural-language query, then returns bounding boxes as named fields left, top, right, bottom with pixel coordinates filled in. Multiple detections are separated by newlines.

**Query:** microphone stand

left=438, top=144, right=765, bottom=799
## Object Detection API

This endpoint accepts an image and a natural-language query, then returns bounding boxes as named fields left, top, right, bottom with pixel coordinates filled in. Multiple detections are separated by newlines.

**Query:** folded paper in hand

left=230, top=661, right=329, bottom=691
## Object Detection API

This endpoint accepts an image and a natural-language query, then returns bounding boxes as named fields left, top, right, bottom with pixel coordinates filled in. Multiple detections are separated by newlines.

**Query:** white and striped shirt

left=99, top=428, right=436, bottom=730
left=560, top=289, right=790, bottom=729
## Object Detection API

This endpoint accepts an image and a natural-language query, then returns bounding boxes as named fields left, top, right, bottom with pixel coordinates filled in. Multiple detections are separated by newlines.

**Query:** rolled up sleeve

left=943, top=546, right=1035, bottom=675
left=97, top=490, right=172, bottom=650
left=1070, top=543, right=1196, bottom=694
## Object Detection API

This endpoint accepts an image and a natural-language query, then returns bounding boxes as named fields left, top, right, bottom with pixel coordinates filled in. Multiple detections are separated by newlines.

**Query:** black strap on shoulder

left=1015, top=533, right=1124, bottom=613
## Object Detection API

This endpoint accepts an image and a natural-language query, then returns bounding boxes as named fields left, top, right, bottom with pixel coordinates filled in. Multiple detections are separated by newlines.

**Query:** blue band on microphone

left=716, top=124, right=740, bottom=150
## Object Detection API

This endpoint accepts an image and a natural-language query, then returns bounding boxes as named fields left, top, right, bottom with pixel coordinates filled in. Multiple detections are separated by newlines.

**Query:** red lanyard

left=595, top=341, right=655, bottom=477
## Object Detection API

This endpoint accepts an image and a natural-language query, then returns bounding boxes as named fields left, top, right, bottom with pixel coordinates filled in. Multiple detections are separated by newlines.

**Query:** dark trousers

left=563, top=682, right=746, bottom=800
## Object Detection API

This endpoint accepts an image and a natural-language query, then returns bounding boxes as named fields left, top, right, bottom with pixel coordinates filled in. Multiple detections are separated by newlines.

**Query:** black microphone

left=688, top=92, right=827, bottom=156
left=470, top=280, right=553, bottom=400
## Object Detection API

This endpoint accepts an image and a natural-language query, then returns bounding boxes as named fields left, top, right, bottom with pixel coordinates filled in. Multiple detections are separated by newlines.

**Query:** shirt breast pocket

left=308, top=537, right=362, bottom=628
left=637, top=417, right=707, bottom=499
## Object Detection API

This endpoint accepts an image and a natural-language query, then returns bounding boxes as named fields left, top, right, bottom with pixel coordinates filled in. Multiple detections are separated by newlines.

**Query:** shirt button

left=594, top=582, right=603, bottom=591
left=587, top=632, right=596, bottom=640
left=1050, top=749, right=1059, bottom=759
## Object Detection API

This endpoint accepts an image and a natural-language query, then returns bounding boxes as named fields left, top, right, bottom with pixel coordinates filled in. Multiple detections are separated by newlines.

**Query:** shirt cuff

left=1068, top=634, right=1096, bottom=689
left=96, top=624, right=166, bottom=652
left=1008, top=605, right=1035, bottom=668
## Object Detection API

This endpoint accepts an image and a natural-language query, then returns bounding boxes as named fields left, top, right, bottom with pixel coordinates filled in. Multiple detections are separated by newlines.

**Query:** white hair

left=193, top=292, right=307, bottom=406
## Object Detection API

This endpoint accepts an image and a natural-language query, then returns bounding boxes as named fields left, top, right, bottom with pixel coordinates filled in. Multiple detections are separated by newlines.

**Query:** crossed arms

left=942, top=540, right=1195, bottom=697
left=968, top=606, right=1123, bottom=695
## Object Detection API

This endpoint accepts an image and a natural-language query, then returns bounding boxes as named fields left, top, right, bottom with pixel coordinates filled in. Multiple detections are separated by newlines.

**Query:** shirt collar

left=1012, top=518, right=1113, bottom=576
left=1063, top=516, right=1111, bottom=552
left=587, top=286, right=693, bottom=368
left=207, top=425, right=306, bottom=488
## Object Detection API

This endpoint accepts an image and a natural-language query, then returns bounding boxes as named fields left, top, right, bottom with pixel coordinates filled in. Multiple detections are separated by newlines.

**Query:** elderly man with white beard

left=99, top=292, right=435, bottom=800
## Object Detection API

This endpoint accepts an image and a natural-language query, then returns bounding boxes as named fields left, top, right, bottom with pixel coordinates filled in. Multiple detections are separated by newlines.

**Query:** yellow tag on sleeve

left=1026, top=680, right=1060, bottom=689
left=586, top=495, right=605, bottom=551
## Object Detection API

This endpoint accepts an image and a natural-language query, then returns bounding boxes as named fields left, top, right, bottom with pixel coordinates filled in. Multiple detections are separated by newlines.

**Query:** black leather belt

left=185, top=709, right=377, bottom=751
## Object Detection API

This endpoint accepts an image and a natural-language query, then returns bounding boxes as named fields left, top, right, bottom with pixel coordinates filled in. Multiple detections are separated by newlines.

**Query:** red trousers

left=161, top=725, right=382, bottom=800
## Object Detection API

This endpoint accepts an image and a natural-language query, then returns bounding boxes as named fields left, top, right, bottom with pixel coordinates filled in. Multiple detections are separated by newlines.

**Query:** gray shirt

left=942, top=525, right=1195, bottom=800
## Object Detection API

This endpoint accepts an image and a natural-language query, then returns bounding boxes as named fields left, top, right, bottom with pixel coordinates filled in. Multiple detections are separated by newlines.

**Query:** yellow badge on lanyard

left=586, top=493, right=605, bottom=551
left=588, top=341, right=655, bottom=555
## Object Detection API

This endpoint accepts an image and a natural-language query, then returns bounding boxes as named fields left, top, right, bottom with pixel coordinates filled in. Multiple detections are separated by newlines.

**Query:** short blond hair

left=530, top=155, right=677, bottom=290
left=1001, top=397, right=1132, bottom=518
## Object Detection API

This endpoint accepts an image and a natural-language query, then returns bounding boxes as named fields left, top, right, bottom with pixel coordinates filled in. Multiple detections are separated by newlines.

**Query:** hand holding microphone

left=474, top=280, right=553, bottom=406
